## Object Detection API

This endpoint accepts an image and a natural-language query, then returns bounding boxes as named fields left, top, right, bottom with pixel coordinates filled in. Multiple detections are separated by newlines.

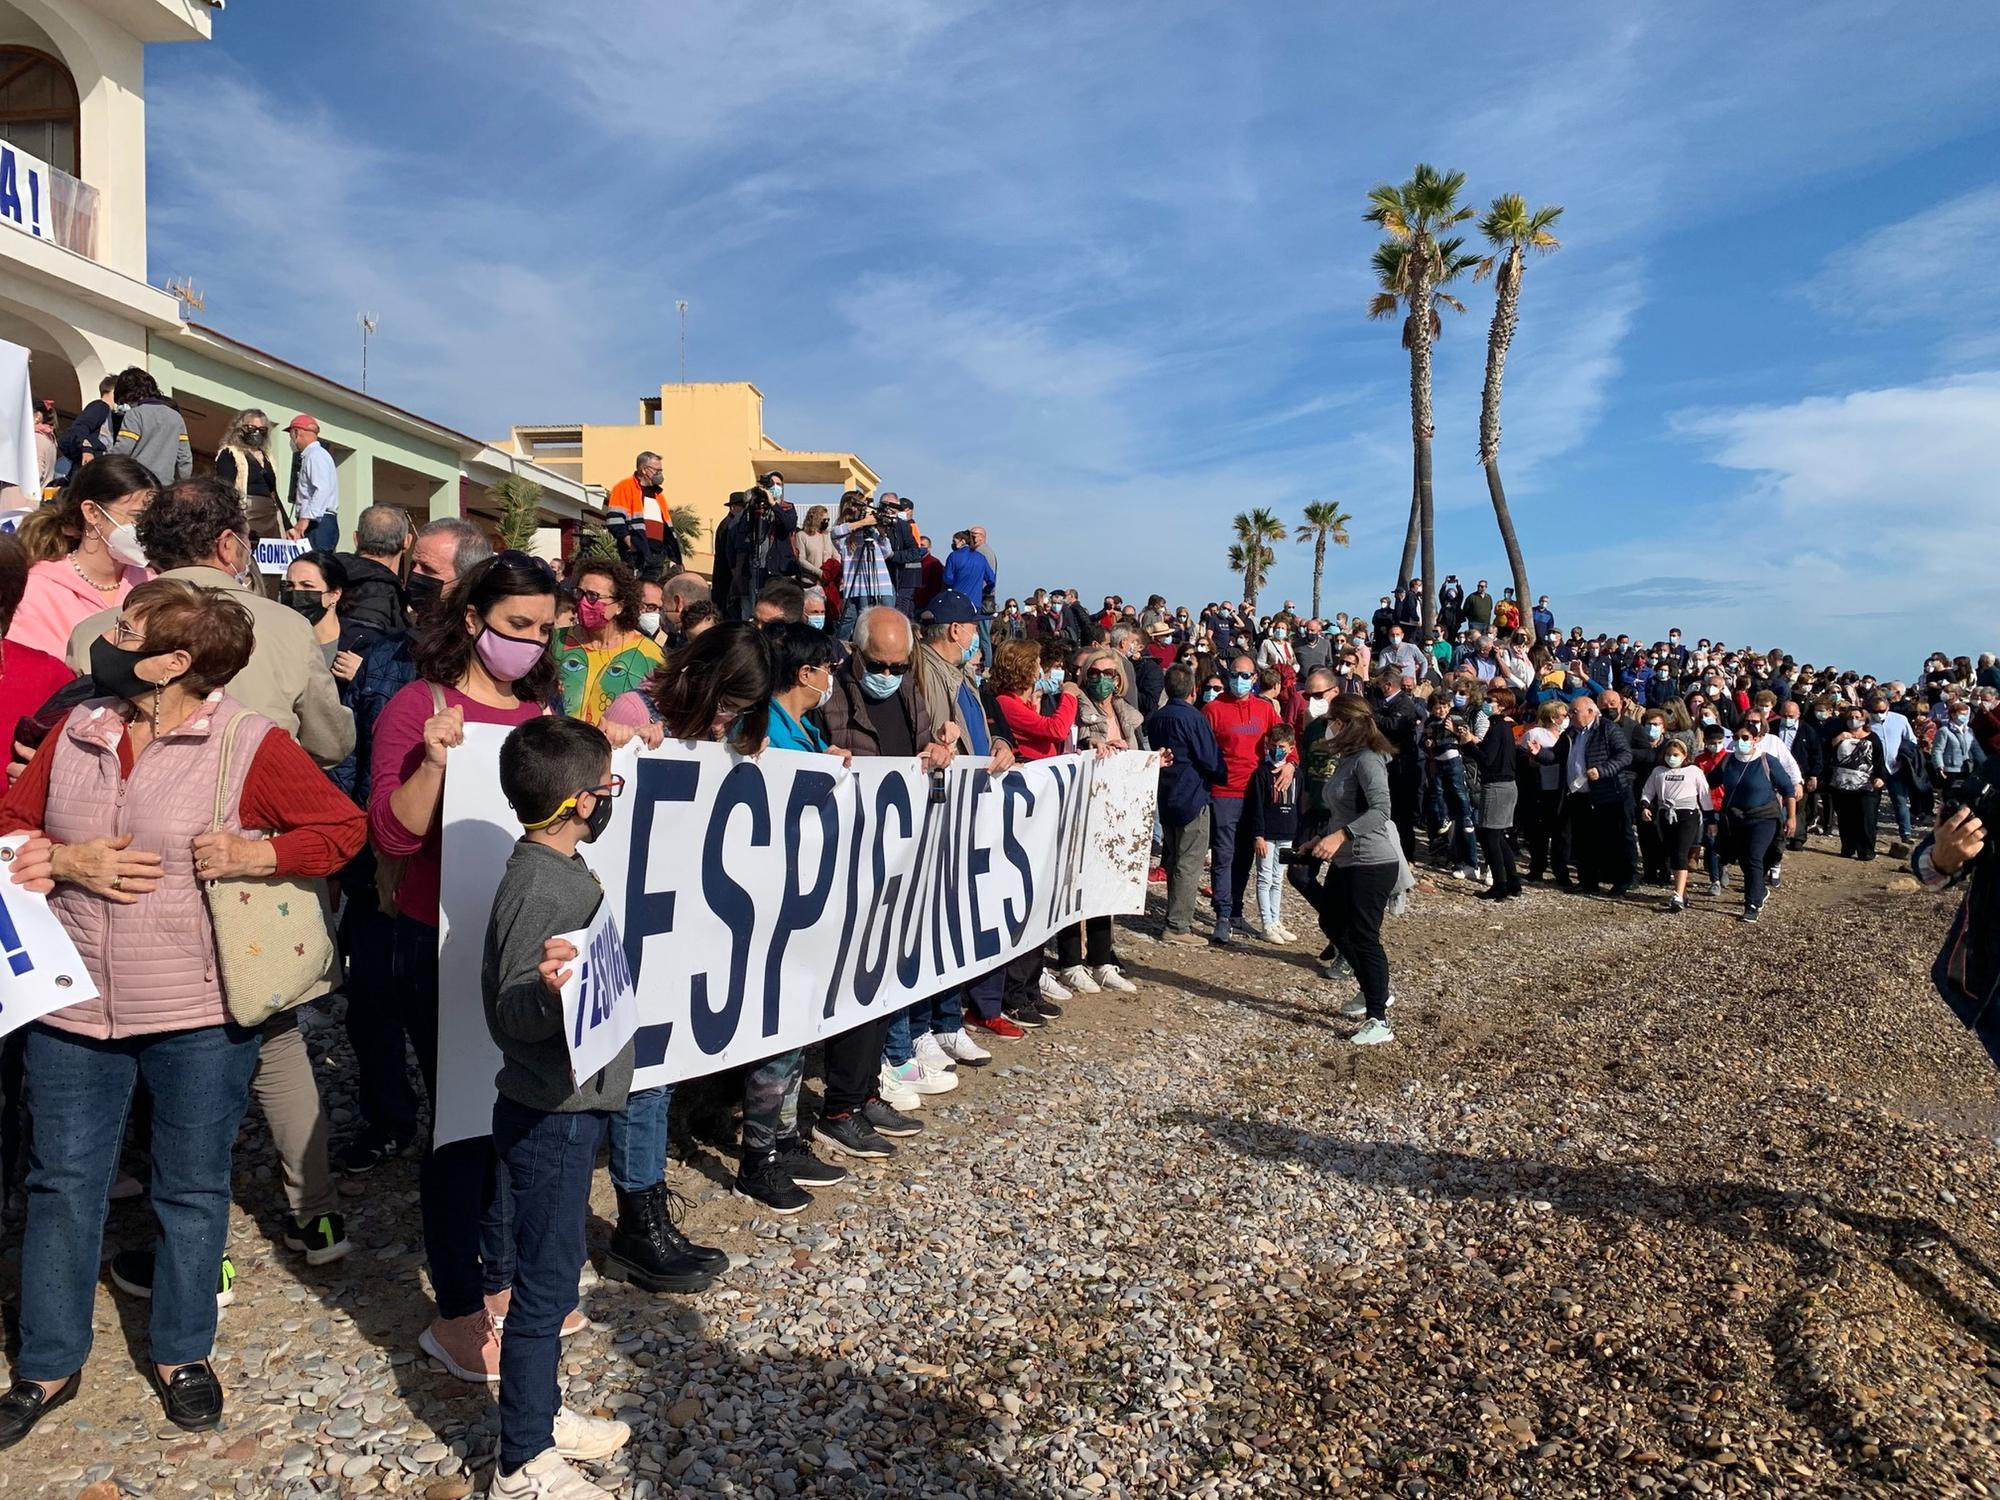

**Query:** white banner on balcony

left=0, top=141, right=51, bottom=244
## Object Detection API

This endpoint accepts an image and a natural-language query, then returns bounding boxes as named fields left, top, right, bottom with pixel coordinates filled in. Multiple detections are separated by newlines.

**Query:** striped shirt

left=831, top=521, right=892, bottom=605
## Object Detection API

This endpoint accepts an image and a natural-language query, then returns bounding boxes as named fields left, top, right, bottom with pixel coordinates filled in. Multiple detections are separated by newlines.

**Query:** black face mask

left=89, top=633, right=178, bottom=703
left=406, top=571, right=444, bottom=620
left=281, top=584, right=327, bottom=626
left=581, top=790, right=615, bottom=843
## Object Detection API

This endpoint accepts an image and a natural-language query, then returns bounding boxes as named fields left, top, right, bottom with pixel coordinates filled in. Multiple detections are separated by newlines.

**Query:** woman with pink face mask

left=368, top=551, right=559, bottom=1384
left=554, top=557, right=662, bottom=724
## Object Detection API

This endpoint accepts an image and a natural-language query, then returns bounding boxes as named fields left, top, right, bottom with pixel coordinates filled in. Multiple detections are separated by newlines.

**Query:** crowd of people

left=0, top=432, right=1984, bottom=1495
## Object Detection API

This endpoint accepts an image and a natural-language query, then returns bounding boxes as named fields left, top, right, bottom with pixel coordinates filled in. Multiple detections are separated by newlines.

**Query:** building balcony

left=0, top=141, right=100, bottom=261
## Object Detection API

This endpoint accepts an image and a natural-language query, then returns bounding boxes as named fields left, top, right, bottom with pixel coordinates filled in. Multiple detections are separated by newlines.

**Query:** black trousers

left=1056, top=916, right=1116, bottom=969
left=1832, top=788, right=1878, bottom=857
left=1732, top=813, right=1778, bottom=910
left=822, top=1013, right=892, bottom=1117
left=999, top=949, right=1045, bottom=1018
left=1387, top=769, right=1420, bottom=860
left=1320, top=861, right=1398, bottom=1019
left=1523, top=784, right=1560, bottom=877
left=1477, top=827, right=1521, bottom=895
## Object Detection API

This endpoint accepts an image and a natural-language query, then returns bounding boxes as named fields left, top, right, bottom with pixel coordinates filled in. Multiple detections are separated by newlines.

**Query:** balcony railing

left=0, top=141, right=98, bottom=261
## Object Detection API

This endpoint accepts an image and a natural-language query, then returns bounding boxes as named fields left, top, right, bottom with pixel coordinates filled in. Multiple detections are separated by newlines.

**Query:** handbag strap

left=211, top=711, right=252, bottom=836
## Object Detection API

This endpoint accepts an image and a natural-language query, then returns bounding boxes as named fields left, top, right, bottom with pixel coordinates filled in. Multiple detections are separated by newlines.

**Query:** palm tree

left=1366, top=163, right=1477, bottom=635
left=1474, top=193, right=1563, bottom=609
left=1228, top=506, right=1287, bottom=611
left=1294, top=500, right=1352, bottom=619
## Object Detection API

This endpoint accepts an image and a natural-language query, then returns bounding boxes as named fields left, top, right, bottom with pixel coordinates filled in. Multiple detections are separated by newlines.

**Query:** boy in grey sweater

left=483, top=716, right=635, bottom=1498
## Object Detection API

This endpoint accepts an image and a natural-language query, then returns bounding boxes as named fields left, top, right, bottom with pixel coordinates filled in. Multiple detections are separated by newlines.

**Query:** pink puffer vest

left=41, top=692, right=271, bottom=1039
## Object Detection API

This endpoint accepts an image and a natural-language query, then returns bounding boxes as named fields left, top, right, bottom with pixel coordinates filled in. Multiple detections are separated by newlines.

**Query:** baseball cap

left=286, top=413, right=319, bottom=432
left=918, top=590, right=977, bottom=625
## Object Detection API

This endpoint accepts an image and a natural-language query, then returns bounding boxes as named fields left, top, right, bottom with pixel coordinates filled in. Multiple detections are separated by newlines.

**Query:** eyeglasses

left=521, top=776, right=625, bottom=831
left=861, top=656, right=911, bottom=676
left=113, top=619, right=146, bottom=648
left=575, top=587, right=615, bottom=604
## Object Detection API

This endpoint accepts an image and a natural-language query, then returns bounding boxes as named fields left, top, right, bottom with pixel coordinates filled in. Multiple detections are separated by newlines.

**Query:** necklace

left=70, top=553, right=120, bottom=593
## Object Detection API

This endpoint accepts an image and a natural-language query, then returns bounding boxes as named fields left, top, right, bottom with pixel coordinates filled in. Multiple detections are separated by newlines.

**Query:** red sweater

left=1203, top=693, right=1281, bottom=798
left=0, top=719, right=364, bottom=877
left=0, top=639, right=73, bottom=762
left=996, top=690, right=1078, bottom=762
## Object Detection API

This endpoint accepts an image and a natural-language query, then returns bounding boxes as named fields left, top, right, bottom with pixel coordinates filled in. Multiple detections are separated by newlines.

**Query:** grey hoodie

left=110, top=398, right=193, bottom=488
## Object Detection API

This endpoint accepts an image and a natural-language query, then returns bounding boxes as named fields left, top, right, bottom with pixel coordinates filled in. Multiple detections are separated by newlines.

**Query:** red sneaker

left=967, top=1014, right=1027, bottom=1042
left=1147, top=866, right=1167, bottom=884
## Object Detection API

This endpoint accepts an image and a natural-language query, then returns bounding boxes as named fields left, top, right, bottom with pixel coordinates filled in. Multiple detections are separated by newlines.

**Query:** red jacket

left=996, top=689, right=1078, bottom=762
left=1203, top=693, right=1280, bottom=798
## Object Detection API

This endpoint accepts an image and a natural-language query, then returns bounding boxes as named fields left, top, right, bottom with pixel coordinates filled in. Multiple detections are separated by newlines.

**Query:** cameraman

left=750, top=470, right=799, bottom=602
left=830, top=490, right=894, bottom=640
left=876, top=493, right=928, bottom=620
left=1916, top=717, right=2000, bottom=1066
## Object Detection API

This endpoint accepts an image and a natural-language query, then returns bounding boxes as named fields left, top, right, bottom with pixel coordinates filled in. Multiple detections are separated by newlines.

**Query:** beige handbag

left=203, top=712, right=337, bottom=1027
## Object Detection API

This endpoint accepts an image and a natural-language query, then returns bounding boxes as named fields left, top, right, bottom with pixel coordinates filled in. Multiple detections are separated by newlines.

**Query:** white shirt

left=294, top=439, right=339, bottom=521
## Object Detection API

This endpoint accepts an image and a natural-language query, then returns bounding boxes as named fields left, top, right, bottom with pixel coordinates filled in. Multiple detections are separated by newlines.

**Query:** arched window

left=0, top=48, right=77, bottom=176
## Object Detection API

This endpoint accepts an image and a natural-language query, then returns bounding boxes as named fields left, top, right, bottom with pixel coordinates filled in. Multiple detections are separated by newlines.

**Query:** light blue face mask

left=1228, top=673, right=1254, bottom=696
left=1452, top=693, right=1467, bottom=707
left=1048, top=667, right=1065, bottom=688
left=806, top=614, right=826, bottom=630
left=861, top=671, right=902, bottom=701
left=961, top=640, right=977, bottom=664
left=1201, top=688, right=1222, bottom=704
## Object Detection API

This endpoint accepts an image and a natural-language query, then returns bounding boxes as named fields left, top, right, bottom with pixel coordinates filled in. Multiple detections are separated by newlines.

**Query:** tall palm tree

left=1294, top=500, right=1353, bottom=620
left=1366, top=163, right=1476, bottom=635
left=1228, top=507, right=1287, bottom=611
left=1474, top=193, right=1563, bottom=610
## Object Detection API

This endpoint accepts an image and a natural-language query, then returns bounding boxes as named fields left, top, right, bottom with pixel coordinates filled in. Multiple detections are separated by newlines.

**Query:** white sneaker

left=1455, top=865, right=1479, bottom=882
left=1039, top=970, right=1075, bottom=1002
left=911, top=1031, right=958, bottom=1073
left=553, top=1406, right=632, bottom=1461
left=934, top=1028, right=992, bottom=1065
left=1092, top=964, right=1137, bottom=993
left=882, top=1057, right=958, bottom=1097
left=1350, top=1017, right=1396, bottom=1046
left=491, top=1448, right=613, bottom=1499
left=1266, top=924, right=1297, bottom=944
left=1056, top=964, right=1102, bottom=994
left=876, top=1068, right=922, bottom=1111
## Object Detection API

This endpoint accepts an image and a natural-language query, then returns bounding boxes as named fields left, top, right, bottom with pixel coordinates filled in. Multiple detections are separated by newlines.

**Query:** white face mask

left=1305, top=695, right=1330, bottom=720
left=90, top=504, right=149, bottom=569
left=637, top=609, right=662, bottom=636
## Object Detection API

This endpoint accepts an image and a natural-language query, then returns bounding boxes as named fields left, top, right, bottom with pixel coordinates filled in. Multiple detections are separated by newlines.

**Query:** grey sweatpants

left=252, top=1012, right=337, bottom=1222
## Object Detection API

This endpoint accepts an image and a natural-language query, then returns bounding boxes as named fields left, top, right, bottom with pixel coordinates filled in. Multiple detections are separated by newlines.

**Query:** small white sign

left=0, top=834, right=101, bottom=1037
left=255, top=537, right=310, bottom=576
left=557, top=901, right=638, bottom=1088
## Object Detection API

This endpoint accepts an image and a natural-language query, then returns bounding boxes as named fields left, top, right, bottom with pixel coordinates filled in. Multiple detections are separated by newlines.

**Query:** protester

left=1716, top=710, right=1795, bottom=922
left=371, top=552, right=572, bottom=1381
left=212, top=409, right=283, bottom=541
left=472, top=714, right=640, bottom=1496
left=794, top=504, right=834, bottom=579
left=284, top=416, right=340, bottom=551
left=1204, top=653, right=1283, bottom=944
left=337, top=504, right=414, bottom=639
left=1244, top=722, right=1302, bottom=942
left=0, top=580, right=363, bottom=1445
left=108, top=368, right=191, bottom=488
left=991, top=637, right=1083, bottom=1025
left=828, top=493, right=894, bottom=641
left=1827, top=705, right=1889, bottom=860
left=1056, top=646, right=1142, bottom=990
left=557, top=557, right=663, bottom=724
left=0, top=535, right=72, bottom=758
left=1555, top=695, right=1633, bottom=895
left=604, top=452, right=672, bottom=576
left=1147, top=664, right=1225, bottom=946
left=7, top=456, right=155, bottom=659
left=54, top=375, right=118, bottom=476
left=1300, top=696, right=1401, bottom=1045
left=1468, top=686, right=1523, bottom=900
left=1639, top=734, right=1711, bottom=913
left=816, top=606, right=955, bottom=1150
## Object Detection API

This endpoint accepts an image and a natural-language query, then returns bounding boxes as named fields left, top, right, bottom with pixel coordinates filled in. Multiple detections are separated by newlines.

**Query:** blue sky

left=145, top=1, right=2000, bottom=675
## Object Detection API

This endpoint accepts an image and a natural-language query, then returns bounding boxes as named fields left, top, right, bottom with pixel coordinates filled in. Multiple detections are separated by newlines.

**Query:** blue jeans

left=1208, top=796, right=1251, bottom=929
left=1429, top=761, right=1477, bottom=866
left=1884, top=770, right=1913, bottom=839
left=304, top=512, right=340, bottom=552
left=492, top=1097, right=605, bottom=1471
left=884, top=988, right=965, bottom=1065
left=1255, top=840, right=1291, bottom=928
left=19, top=1021, right=262, bottom=1376
left=395, top=915, right=513, bottom=1318
left=608, top=1085, right=671, bottom=1194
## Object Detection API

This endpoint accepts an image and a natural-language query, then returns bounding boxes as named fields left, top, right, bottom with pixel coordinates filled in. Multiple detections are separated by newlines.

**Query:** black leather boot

left=602, top=1185, right=724, bottom=1294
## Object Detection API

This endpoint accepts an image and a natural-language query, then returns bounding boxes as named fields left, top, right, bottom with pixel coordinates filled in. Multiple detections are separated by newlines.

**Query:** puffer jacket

left=40, top=693, right=270, bottom=1038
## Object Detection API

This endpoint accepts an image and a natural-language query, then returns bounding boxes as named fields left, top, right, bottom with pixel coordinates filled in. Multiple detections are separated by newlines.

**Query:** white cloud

left=1807, top=186, right=2000, bottom=326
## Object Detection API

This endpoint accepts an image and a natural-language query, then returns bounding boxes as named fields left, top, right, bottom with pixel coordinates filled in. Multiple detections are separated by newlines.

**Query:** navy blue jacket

left=1144, top=699, right=1226, bottom=827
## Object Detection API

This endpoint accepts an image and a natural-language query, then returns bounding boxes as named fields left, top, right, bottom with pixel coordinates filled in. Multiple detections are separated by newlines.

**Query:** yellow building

left=502, top=382, right=878, bottom=576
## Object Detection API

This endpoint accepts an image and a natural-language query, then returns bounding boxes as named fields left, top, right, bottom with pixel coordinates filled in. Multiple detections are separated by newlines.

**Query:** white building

left=0, top=0, right=600, bottom=535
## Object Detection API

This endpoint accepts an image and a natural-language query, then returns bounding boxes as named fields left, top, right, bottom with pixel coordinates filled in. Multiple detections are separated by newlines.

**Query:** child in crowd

left=1244, top=723, right=1300, bottom=942
left=1693, top=721, right=1732, bottom=899
left=484, top=716, right=636, bottom=1499
left=1639, top=734, right=1712, bottom=914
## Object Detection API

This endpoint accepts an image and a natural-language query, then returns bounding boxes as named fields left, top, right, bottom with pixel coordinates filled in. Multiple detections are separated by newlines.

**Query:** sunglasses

left=862, top=656, right=911, bottom=676
left=495, top=549, right=558, bottom=583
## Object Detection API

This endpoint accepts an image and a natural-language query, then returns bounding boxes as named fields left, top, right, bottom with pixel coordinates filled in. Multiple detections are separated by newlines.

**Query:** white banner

left=255, top=537, right=309, bottom=576
left=0, top=142, right=51, bottom=244
left=557, top=901, right=639, bottom=1089
left=435, top=731, right=1157, bottom=1146
left=0, top=834, right=101, bottom=1037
